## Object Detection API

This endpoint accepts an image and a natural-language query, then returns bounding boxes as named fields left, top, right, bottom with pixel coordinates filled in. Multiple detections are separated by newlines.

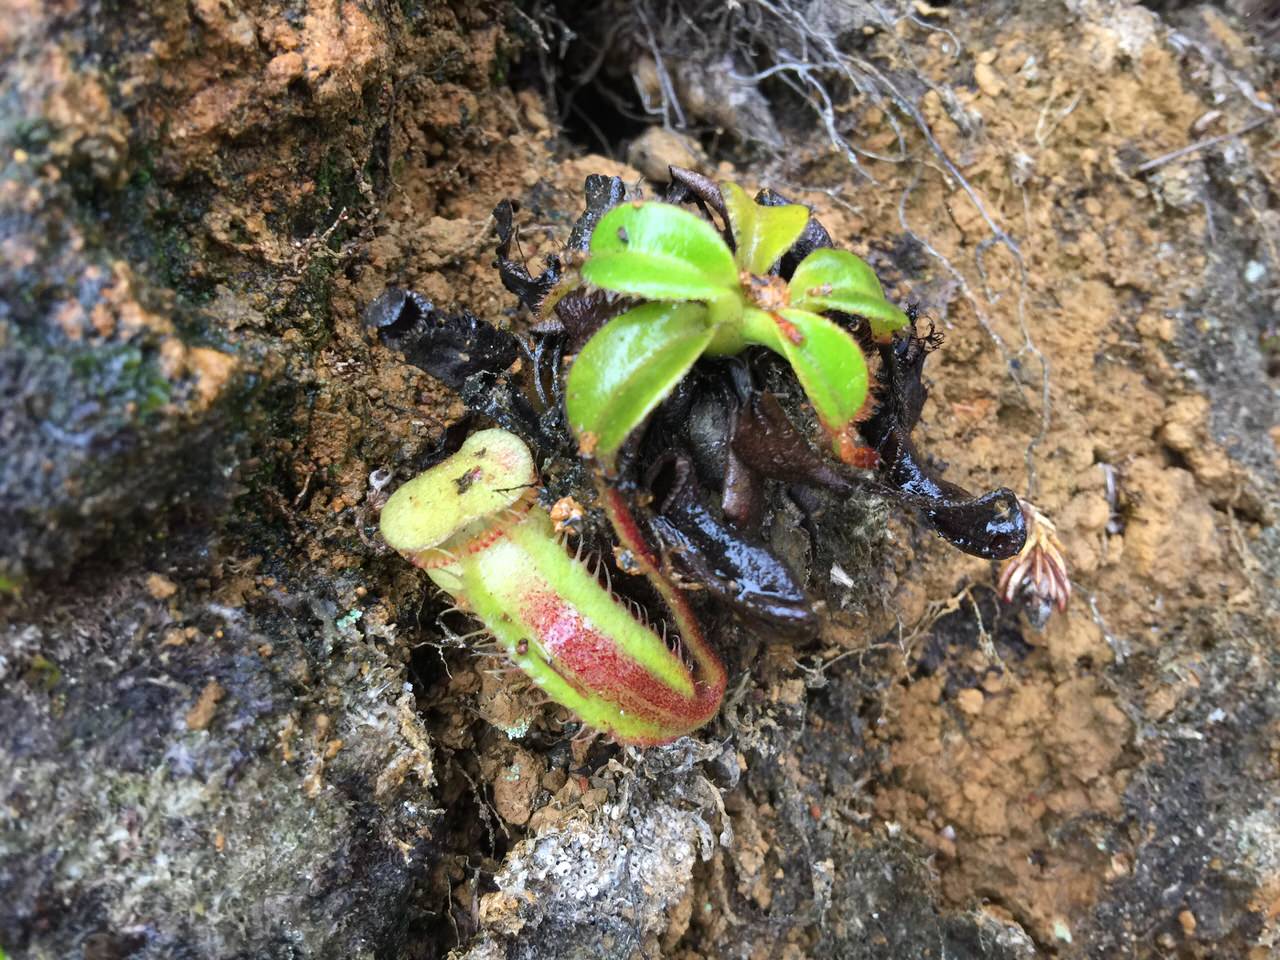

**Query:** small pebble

left=974, top=62, right=1005, bottom=98
left=956, top=688, right=985, bottom=715
left=146, top=573, right=178, bottom=600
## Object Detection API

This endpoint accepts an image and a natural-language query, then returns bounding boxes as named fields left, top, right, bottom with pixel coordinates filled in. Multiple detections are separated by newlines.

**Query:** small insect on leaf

left=720, top=181, right=809, bottom=275
left=565, top=301, right=715, bottom=470
left=454, top=466, right=484, bottom=493
left=582, top=202, right=740, bottom=302
left=789, top=248, right=909, bottom=339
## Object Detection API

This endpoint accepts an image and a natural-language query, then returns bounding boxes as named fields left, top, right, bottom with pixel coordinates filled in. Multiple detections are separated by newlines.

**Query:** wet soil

left=2, top=1, right=1279, bottom=959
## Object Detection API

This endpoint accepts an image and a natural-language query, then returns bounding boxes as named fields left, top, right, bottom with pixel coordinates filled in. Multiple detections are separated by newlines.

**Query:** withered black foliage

left=567, top=174, right=628, bottom=252
left=663, top=166, right=731, bottom=246
left=365, top=287, right=558, bottom=453
left=368, top=167, right=1026, bottom=639
left=493, top=200, right=562, bottom=310
left=732, top=392, right=849, bottom=493
left=859, top=324, right=1026, bottom=560
left=646, top=450, right=816, bottom=636
left=367, top=288, right=516, bottom=390
left=641, top=367, right=815, bottom=634
left=495, top=174, right=636, bottom=350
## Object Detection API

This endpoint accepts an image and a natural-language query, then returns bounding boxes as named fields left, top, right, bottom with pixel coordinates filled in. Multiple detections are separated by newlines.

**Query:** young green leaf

left=565, top=301, right=714, bottom=468
left=582, top=202, right=739, bottom=302
left=789, top=248, right=909, bottom=338
left=721, top=181, right=810, bottom=275
left=741, top=306, right=869, bottom=438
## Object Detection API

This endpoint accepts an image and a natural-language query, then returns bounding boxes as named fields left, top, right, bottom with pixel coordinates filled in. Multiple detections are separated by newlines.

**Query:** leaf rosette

left=564, top=182, right=909, bottom=470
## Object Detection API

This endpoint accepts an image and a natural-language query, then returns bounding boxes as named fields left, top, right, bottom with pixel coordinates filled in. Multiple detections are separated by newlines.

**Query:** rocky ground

left=1, top=1, right=1278, bottom=958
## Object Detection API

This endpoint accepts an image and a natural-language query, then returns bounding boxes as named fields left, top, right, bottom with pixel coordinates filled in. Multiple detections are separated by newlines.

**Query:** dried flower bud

left=997, top=499, right=1070, bottom=623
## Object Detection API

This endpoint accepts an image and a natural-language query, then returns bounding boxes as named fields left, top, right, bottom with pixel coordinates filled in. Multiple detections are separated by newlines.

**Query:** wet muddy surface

left=2, top=2, right=1278, bottom=958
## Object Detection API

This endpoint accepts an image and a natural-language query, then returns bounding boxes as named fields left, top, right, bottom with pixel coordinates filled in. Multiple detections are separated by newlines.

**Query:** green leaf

left=582, top=202, right=738, bottom=302
left=721, top=182, right=809, bottom=275
left=789, top=248, right=909, bottom=338
left=742, top=306, right=869, bottom=435
left=565, top=302, right=714, bottom=467
left=790, top=247, right=886, bottom=298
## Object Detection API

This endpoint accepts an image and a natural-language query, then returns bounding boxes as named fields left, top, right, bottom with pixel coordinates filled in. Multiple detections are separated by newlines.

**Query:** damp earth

left=2, top=2, right=1279, bottom=959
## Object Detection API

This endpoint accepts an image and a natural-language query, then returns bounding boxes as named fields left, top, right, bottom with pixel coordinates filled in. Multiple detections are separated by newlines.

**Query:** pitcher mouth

left=380, top=427, right=541, bottom=570
left=406, top=488, right=538, bottom=570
